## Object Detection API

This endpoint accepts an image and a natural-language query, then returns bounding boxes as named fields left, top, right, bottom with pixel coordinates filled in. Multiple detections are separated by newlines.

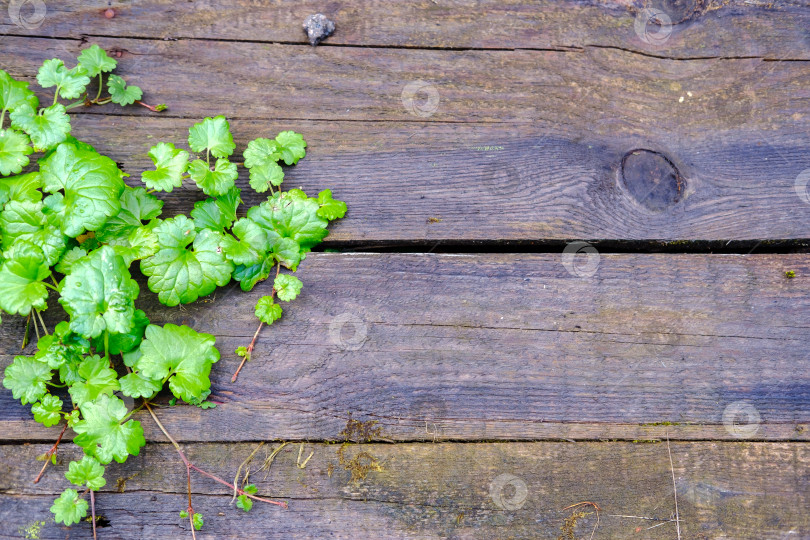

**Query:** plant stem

left=95, top=73, right=103, bottom=102
left=231, top=321, right=261, bottom=383
left=144, top=402, right=197, bottom=540
left=52, top=89, right=59, bottom=106
left=33, top=421, right=69, bottom=483
left=35, top=310, right=48, bottom=336
left=135, top=100, right=163, bottom=112
left=104, top=330, right=110, bottom=362
left=90, top=489, right=97, bottom=540
left=0, top=108, right=6, bottom=129
left=144, top=401, right=288, bottom=527
left=51, top=275, right=60, bottom=289
left=31, top=309, right=41, bottom=342
left=22, top=312, right=31, bottom=350
left=232, top=264, right=281, bottom=383
left=65, top=99, right=87, bottom=111
left=43, top=282, right=59, bottom=292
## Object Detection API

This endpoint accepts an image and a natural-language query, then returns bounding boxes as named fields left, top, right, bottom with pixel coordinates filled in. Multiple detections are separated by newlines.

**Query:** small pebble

left=303, top=13, right=335, bottom=46
left=104, top=8, right=115, bottom=19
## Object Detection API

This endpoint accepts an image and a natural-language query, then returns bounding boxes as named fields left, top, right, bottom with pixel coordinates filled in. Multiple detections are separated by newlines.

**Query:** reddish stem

left=188, top=464, right=286, bottom=507
left=135, top=100, right=163, bottom=112
left=90, top=490, right=97, bottom=540
left=144, top=401, right=286, bottom=539
left=232, top=265, right=281, bottom=383
left=231, top=321, right=262, bottom=382
left=33, top=421, right=69, bottom=483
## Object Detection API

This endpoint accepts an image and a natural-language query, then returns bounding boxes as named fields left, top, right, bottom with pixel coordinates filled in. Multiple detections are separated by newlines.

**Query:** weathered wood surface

left=3, top=0, right=810, bottom=60
left=1, top=441, right=808, bottom=538
left=2, top=253, right=808, bottom=442
left=4, top=34, right=810, bottom=241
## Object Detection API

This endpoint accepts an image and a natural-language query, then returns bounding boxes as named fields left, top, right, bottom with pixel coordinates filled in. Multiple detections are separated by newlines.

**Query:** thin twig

left=90, top=490, right=97, bottom=540
left=261, top=442, right=289, bottom=480
left=33, top=421, right=69, bottom=483
left=666, top=431, right=681, bottom=540
left=232, top=442, right=265, bottom=503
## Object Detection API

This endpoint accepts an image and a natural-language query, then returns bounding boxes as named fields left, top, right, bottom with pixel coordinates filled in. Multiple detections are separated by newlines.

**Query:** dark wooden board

left=1, top=441, right=808, bottom=538
left=5, top=34, right=810, bottom=241
left=3, top=0, right=810, bottom=60
left=2, top=253, right=808, bottom=442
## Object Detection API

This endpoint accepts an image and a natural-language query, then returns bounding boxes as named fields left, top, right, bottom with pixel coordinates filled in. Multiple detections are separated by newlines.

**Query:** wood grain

left=4, top=35, right=809, bottom=241
left=1, top=441, right=807, bottom=538
left=2, top=253, right=808, bottom=442
left=2, top=0, right=809, bottom=59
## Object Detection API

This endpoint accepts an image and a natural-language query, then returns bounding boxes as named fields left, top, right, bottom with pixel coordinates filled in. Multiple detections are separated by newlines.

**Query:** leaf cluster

left=0, top=46, right=345, bottom=529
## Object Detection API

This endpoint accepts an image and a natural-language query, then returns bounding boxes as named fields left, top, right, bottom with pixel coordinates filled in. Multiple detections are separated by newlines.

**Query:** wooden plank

left=2, top=0, right=809, bottom=59
left=2, top=253, right=809, bottom=442
left=4, top=37, right=810, bottom=241
left=1, top=441, right=807, bottom=538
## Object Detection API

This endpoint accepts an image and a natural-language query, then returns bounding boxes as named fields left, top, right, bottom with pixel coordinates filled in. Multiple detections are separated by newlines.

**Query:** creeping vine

left=0, top=45, right=346, bottom=535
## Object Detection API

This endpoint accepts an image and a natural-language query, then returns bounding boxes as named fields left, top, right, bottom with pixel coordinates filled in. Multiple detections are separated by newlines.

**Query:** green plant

left=0, top=45, right=346, bottom=537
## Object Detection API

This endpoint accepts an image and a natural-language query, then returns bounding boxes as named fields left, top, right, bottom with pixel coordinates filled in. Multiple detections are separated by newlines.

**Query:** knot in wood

left=620, top=149, right=684, bottom=211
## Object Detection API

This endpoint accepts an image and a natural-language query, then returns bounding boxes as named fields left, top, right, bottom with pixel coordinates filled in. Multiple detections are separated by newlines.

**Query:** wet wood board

left=0, top=1, right=808, bottom=538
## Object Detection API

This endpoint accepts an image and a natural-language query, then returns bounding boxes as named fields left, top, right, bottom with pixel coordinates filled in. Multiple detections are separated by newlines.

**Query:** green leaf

left=179, top=510, right=188, bottom=518
left=274, top=273, right=302, bottom=302
left=246, top=191, right=329, bottom=258
left=50, top=489, right=89, bottom=526
left=192, top=513, right=204, bottom=530
left=255, top=296, right=282, bottom=325
left=243, top=138, right=280, bottom=168
left=190, top=187, right=241, bottom=232
left=275, top=131, right=306, bottom=165
left=55, top=246, right=87, bottom=275
left=141, top=142, right=189, bottom=192
left=65, top=455, right=106, bottom=490
left=232, top=254, right=274, bottom=291
left=244, top=138, right=284, bottom=192
left=95, top=187, right=163, bottom=244
left=0, top=171, right=42, bottom=207
left=134, top=324, right=220, bottom=403
left=188, top=158, right=237, bottom=197
left=40, top=142, right=126, bottom=237
left=59, top=246, right=139, bottom=339
left=72, top=394, right=146, bottom=464
left=316, top=189, right=347, bottom=221
left=10, top=103, right=71, bottom=152
left=271, top=237, right=303, bottom=271
left=37, top=59, right=90, bottom=100
left=112, top=222, right=160, bottom=265
left=243, top=483, right=258, bottom=494
left=119, top=370, right=161, bottom=399
left=32, top=394, right=63, bottom=427
left=235, top=346, right=249, bottom=358
left=68, top=355, right=120, bottom=407
left=2, top=354, right=51, bottom=405
left=0, top=70, right=39, bottom=113
left=91, top=308, right=150, bottom=355
left=0, top=199, right=68, bottom=266
left=77, top=45, right=117, bottom=77
left=0, top=129, right=32, bottom=176
left=0, top=240, right=51, bottom=315
left=188, top=116, right=235, bottom=158
left=141, top=216, right=234, bottom=306
left=236, top=494, right=253, bottom=512
left=33, top=321, right=91, bottom=370
left=107, top=74, right=142, bottom=106
left=221, top=218, right=267, bottom=266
